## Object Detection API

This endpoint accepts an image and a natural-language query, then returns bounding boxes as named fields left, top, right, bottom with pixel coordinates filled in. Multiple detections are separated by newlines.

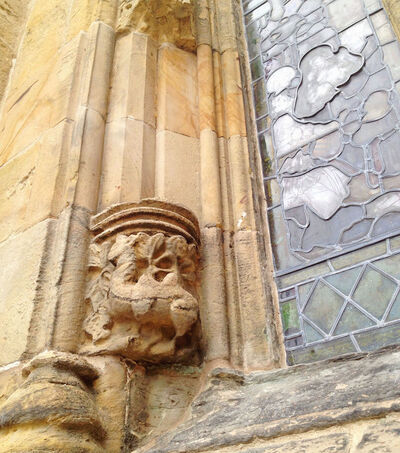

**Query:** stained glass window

left=242, top=0, right=400, bottom=364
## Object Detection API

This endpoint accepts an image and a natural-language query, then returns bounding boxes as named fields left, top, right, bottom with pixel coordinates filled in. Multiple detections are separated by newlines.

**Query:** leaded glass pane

left=242, top=0, right=400, bottom=364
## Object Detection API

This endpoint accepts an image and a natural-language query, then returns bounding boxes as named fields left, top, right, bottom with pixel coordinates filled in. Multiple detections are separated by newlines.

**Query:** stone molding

left=81, top=200, right=202, bottom=364
left=0, top=351, right=106, bottom=452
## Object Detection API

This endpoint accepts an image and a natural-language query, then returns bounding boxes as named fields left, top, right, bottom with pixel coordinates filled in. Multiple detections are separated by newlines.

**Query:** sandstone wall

left=0, top=0, right=399, bottom=452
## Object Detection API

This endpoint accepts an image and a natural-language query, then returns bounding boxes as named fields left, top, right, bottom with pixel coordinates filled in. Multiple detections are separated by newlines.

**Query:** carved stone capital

left=117, top=0, right=196, bottom=52
left=81, top=200, right=201, bottom=364
left=0, top=351, right=105, bottom=452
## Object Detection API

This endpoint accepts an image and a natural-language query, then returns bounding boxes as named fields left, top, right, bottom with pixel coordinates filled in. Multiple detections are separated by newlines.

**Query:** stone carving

left=118, top=0, right=195, bottom=52
left=81, top=200, right=201, bottom=363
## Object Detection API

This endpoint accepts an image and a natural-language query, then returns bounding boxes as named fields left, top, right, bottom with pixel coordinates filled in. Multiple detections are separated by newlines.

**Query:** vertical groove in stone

left=99, top=31, right=157, bottom=209
left=50, top=22, right=115, bottom=352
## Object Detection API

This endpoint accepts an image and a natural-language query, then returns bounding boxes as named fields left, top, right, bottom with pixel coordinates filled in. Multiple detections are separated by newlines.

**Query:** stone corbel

left=80, top=199, right=202, bottom=364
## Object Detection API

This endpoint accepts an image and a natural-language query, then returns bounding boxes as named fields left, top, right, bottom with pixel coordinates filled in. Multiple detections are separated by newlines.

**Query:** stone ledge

left=138, top=345, right=400, bottom=452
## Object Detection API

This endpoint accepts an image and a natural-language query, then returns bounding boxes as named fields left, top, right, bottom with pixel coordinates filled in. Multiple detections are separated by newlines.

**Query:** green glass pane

left=303, top=282, right=345, bottom=334
left=387, top=292, right=400, bottom=322
left=257, top=115, right=269, bottom=131
left=324, top=267, right=362, bottom=296
left=287, top=337, right=356, bottom=365
left=298, top=282, right=314, bottom=309
left=280, top=299, right=300, bottom=336
left=390, top=236, right=400, bottom=251
left=355, top=323, right=400, bottom=352
left=264, top=178, right=280, bottom=207
left=333, top=303, right=375, bottom=336
left=373, top=254, right=400, bottom=281
left=353, top=266, right=397, bottom=320
left=259, top=132, right=275, bottom=177
left=303, top=321, right=324, bottom=343
left=253, top=78, right=268, bottom=117
left=251, top=56, right=263, bottom=80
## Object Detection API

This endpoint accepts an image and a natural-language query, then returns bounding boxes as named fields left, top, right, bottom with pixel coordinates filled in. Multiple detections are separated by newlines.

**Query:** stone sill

left=139, top=345, right=400, bottom=452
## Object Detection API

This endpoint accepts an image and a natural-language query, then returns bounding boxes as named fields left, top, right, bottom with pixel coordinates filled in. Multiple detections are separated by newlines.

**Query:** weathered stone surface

left=0, top=220, right=53, bottom=366
left=0, top=351, right=106, bottom=452
left=231, top=433, right=351, bottom=453
left=117, top=0, right=195, bottom=52
left=0, top=0, right=27, bottom=103
left=100, top=117, right=156, bottom=207
left=138, top=347, right=400, bottom=452
left=107, top=31, right=157, bottom=126
left=155, top=130, right=201, bottom=217
left=0, top=121, right=70, bottom=244
left=157, top=45, right=199, bottom=139
left=354, top=416, right=400, bottom=452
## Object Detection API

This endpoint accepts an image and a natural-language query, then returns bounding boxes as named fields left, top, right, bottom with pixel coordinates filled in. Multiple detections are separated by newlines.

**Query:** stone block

left=0, top=219, right=53, bottom=366
left=107, top=32, right=157, bottom=127
left=157, top=45, right=199, bottom=138
left=155, top=130, right=201, bottom=217
left=0, top=121, right=71, bottom=244
left=0, top=34, right=84, bottom=165
left=99, top=117, right=156, bottom=209
left=0, top=0, right=26, bottom=101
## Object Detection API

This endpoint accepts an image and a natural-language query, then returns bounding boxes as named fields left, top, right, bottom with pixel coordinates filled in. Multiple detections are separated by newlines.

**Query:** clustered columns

left=0, top=0, right=284, bottom=451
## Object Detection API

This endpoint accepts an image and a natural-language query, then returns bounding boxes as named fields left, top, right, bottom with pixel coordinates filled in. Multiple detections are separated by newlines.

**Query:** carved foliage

left=83, top=233, right=199, bottom=362
left=118, top=0, right=196, bottom=52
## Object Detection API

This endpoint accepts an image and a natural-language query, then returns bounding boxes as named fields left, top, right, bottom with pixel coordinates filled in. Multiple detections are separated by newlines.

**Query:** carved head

left=83, top=232, right=200, bottom=363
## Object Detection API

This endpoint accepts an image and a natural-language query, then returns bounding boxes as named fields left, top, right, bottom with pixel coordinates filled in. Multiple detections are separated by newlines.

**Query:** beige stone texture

left=157, top=45, right=199, bottom=139
left=100, top=31, right=157, bottom=209
left=221, top=49, right=247, bottom=138
left=0, top=363, right=23, bottom=408
left=198, top=44, right=216, bottom=132
left=2, top=0, right=117, bottom=115
left=0, top=34, right=85, bottom=166
left=0, top=352, right=106, bottom=452
left=200, top=129, right=223, bottom=226
left=201, top=413, right=400, bottom=453
left=384, top=0, right=400, bottom=40
left=194, top=0, right=212, bottom=47
left=227, top=135, right=256, bottom=232
left=213, top=50, right=226, bottom=138
left=0, top=220, right=53, bottom=366
left=155, top=130, right=201, bottom=218
left=100, top=117, right=156, bottom=207
left=117, top=0, right=196, bottom=52
left=89, top=356, right=127, bottom=452
left=67, top=0, right=119, bottom=40
left=214, top=0, right=238, bottom=54
left=0, top=0, right=27, bottom=104
left=142, top=366, right=202, bottom=441
left=200, top=227, right=229, bottom=361
left=0, top=121, right=70, bottom=244
left=107, top=32, right=157, bottom=127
